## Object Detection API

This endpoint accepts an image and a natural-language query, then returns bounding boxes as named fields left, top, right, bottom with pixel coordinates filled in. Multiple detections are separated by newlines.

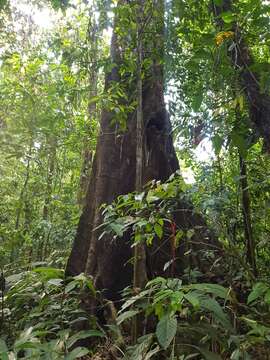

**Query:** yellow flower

left=215, top=31, right=234, bottom=46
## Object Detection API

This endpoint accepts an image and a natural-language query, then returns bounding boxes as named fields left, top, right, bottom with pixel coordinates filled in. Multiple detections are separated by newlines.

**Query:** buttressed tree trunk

left=66, top=0, right=215, bottom=302
left=66, top=0, right=178, bottom=298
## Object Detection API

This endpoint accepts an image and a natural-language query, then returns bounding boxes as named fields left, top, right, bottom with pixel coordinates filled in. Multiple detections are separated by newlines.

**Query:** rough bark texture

left=66, top=0, right=178, bottom=296
left=66, top=0, right=217, bottom=302
left=213, top=0, right=270, bottom=152
left=67, top=69, right=177, bottom=299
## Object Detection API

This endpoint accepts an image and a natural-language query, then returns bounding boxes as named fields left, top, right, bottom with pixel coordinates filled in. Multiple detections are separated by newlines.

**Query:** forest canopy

left=1, top=0, right=270, bottom=359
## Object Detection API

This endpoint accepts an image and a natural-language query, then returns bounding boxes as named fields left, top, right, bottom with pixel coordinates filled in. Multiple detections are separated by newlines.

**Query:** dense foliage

left=1, top=0, right=270, bottom=358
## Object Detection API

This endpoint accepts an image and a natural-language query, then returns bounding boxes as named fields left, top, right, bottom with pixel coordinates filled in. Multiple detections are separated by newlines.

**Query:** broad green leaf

left=65, top=280, right=78, bottom=293
left=220, top=11, right=235, bottom=24
left=33, top=267, right=64, bottom=280
left=156, top=315, right=177, bottom=349
left=184, top=292, right=200, bottom=309
left=153, top=289, right=174, bottom=305
left=120, top=291, right=148, bottom=312
left=154, top=223, right=163, bottom=239
left=247, top=282, right=269, bottom=304
left=14, top=340, right=39, bottom=350
left=200, top=298, right=232, bottom=330
left=231, top=349, right=241, bottom=360
left=67, top=330, right=105, bottom=349
left=5, top=273, right=24, bottom=287
left=66, top=347, right=89, bottom=360
left=146, top=277, right=166, bottom=288
left=190, top=283, right=230, bottom=300
left=110, top=222, right=124, bottom=236
left=47, top=278, right=63, bottom=286
left=0, top=339, right=8, bottom=353
left=0, top=353, right=8, bottom=360
left=117, top=310, right=139, bottom=325
left=128, top=334, right=154, bottom=360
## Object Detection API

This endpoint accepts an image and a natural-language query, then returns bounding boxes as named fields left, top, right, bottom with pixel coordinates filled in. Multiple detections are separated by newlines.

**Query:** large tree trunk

left=66, top=0, right=178, bottom=298
left=66, top=0, right=215, bottom=302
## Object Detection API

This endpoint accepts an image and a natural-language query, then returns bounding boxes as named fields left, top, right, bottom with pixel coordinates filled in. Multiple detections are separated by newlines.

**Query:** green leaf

left=146, top=192, right=160, bottom=203
left=231, top=131, right=247, bottom=156
left=200, top=298, right=232, bottom=330
left=213, top=0, right=223, bottom=5
left=192, top=92, right=203, bottom=112
left=190, top=283, right=230, bottom=300
left=212, top=134, right=223, bottom=156
left=5, top=273, right=24, bottom=287
left=67, top=330, right=104, bottom=349
left=264, top=289, right=270, bottom=305
left=0, top=339, right=8, bottom=353
left=184, top=292, right=200, bottom=309
left=248, top=282, right=269, bottom=304
left=110, top=222, right=124, bottom=236
left=47, top=278, right=63, bottom=286
left=66, top=347, right=89, bottom=360
left=154, top=223, right=163, bottom=239
left=156, top=314, right=177, bottom=349
left=144, top=345, right=160, bottom=359
left=0, top=0, right=8, bottom=11
left=199, top=347, right=222, bottom=360
left=72, top=273, right=96, bottom=294
left=231, top=349, right=241, bottom=360
left=117, top=310, right=139, bottom=325
left=88, top=95, right=100, bottom=105
left=221, top=11, right=235, bottom=24
left=65, top=280, right=78, bottom=293
left=128, top=334, right=154, bottom=360
left=0, top=353, right=8, bottom=360
left=14, top=340, right=39, bottom=350
left=33, top=267, right=64, bottom=280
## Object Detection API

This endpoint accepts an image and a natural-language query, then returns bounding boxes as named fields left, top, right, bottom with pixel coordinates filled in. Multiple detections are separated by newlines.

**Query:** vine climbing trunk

left=132, top=0, right=147, bottom=342
left=133, top=0, right=147, bottom=298
left=212, top=0, right=270, bottom=152
left=66, top=0, right=216, bottom=305
left=66, top=0, right=178, bottom=302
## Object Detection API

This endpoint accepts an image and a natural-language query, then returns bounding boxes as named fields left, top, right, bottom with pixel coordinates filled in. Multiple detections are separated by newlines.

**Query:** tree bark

left=66, top=0, right=216, bottom=302
left=77, top=14, right=99, bottom=207
left=66, top=0, right=178, bottom=299
left=239, top=154, right=257, bottom=275
left=212, top=0, right=270, bottom=152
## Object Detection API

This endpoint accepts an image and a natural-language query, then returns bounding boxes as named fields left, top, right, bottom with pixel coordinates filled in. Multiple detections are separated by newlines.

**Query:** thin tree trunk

left=239, top=154, right=257, bottom=275
left=212, top=0, right=270, bottom=152
left=133, top=0, right=147, bottom=296
left=132, top=0, right=147, bottom=342
left=15, top=144, right=32, bottom=230
left=38, top=136, right=56, bottom=260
